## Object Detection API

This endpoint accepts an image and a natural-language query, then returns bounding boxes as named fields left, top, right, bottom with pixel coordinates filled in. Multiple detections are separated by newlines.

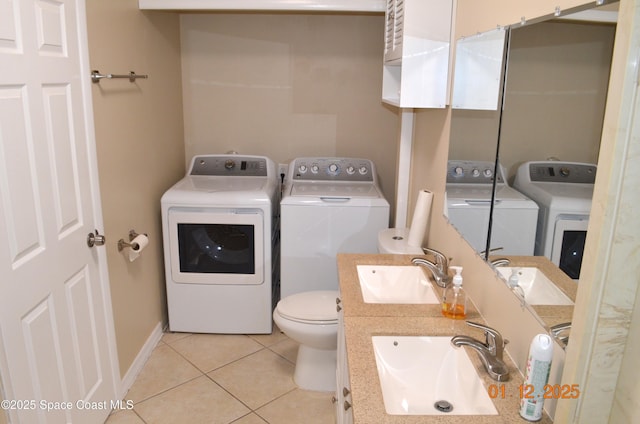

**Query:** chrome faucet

left=550, top=322, right=571, bottom=349
left=490, top=258, right=511, bottom=267
left=411, top=248, right=451, bottom=288
left=451, top=321, right=510, bottom=381
left=422, top=247, right=449, bottom=270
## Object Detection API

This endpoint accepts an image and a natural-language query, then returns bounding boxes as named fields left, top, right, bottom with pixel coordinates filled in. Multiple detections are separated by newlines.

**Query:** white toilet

left=377, top=227, right=424, bottom=254
left=273, top=290, right=339, bottom=392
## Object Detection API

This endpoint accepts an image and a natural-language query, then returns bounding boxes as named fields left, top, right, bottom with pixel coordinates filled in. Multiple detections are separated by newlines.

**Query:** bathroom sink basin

left=497, top=267, right=574, bottom=305
left=356, top=265, right=439, bottom=304
left=372, top=336, right=498, bottom=415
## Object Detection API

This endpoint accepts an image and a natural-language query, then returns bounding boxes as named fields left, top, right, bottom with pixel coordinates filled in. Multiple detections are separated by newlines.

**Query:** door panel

left=0, top=87, right=46, bottom=268
left=66, top=267, right=101, bottom=395
left=0, top=0, right=118, bottom=422
left=43, top=84, right=83, bottom=237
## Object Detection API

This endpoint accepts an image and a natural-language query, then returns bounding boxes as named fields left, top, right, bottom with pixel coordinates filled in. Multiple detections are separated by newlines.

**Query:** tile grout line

left=163, top=334, right=271, bottom=374
left=129, top=373, right=204, bottom=406
left=161, top=337, right=299, bottom=419
left=121, top=330, right=313, bottom=424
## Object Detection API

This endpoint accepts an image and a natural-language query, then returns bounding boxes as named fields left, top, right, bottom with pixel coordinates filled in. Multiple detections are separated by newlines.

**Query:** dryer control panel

left=189, top=155, right=269, bottom=177
left=290, top=157, right=374, bottom=182
left=528, top=162, right=596, bottom=183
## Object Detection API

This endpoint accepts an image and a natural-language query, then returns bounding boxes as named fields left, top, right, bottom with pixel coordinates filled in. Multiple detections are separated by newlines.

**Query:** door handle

left=87, top=229, right=106, bottom=248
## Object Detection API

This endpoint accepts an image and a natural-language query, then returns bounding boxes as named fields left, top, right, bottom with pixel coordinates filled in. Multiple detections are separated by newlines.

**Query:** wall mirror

left=446, top=2, right=618, bottom=318
left=447, top=27, right=508, bottom=257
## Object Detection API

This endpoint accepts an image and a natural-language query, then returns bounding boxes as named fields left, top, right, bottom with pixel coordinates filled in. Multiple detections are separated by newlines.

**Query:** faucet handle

left=421, top=247, right=449, bottom=271
left=550, top=322, right=572, bottom=335
left=490, top=258, right=511, bottom=267
left=465, top=321, right=507, bottom=358
left=550, top=322, right=571, bottom=346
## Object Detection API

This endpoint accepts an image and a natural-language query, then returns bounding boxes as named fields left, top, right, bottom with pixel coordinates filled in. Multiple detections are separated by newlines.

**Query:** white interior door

left=0, top=0, right=118, bottom=423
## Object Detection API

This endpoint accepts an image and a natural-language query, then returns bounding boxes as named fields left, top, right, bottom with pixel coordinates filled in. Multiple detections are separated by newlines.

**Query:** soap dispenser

left=442, top=266, right=467, bottom=319
left=507, top=268, right=520, bottom=288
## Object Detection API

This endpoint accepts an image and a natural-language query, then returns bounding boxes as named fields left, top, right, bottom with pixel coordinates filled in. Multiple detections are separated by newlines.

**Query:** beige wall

left=85, top=0, right=185, bottom=377
left=180, top=13, right=399, bottom=210
left=0, top=393, right=5, bottom=424
left=450, top=20, right=615, bottom=181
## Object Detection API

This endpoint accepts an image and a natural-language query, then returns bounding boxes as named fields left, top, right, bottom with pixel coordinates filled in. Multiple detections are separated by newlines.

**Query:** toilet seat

left=277, top=290, right=339, bottom=325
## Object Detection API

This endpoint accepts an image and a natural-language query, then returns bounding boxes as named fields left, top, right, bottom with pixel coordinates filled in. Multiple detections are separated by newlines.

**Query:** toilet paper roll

left=407, top=190, right=433, bottom=248
left=128, top=234, right=149, bottom=262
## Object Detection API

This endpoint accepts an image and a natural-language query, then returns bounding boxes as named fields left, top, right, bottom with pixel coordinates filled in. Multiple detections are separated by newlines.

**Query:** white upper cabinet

left=382, top=0, right=454, bottom=108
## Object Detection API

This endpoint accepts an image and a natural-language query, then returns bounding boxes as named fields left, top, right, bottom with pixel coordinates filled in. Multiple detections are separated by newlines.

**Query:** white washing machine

left=514, top=161, right=596, bottom=280
left=280, top=157, right=390, bottom=298
left=446, top=160, right=539, bottom=255
left=161, top=155, right=279, bottom=334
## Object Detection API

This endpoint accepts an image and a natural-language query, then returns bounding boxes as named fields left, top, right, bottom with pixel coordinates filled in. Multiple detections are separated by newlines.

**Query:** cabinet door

left=384, top=0, right=404, bottom=62
left=336, top=297, right=353, bottom=424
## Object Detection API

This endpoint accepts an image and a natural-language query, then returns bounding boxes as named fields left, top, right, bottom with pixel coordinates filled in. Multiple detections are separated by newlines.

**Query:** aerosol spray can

left=520, top=334, right=553, bottom=421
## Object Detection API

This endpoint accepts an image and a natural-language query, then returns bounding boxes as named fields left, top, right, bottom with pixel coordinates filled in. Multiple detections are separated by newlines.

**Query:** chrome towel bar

left=91, top=70, right=148, bottom=84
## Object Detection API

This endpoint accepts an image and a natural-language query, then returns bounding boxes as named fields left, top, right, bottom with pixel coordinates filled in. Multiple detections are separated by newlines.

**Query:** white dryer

left=514, top=161, right=596, bottom=280
left=446, top=160, right=539, bottom=255
left=280, top=157, right=390, bottom=298
left=161, top=155, right=279, bottom=334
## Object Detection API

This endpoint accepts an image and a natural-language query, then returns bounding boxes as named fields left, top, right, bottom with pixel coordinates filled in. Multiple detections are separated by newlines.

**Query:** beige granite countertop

left=337, top=253, right=554, bottom=423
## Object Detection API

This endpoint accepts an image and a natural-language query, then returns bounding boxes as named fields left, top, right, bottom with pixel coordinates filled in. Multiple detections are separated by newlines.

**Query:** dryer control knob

left=472, top=168, right=480, bottom=177
left=328, top=163, right=339, bottom=175
left=359, top=166, right=368, bottom=175
left=560, top=167, right=570, bottom=177
left=311, top=164, right=320, bottom=174
left=298, top=164, right=308, bottom=173
left=483, top=168, right=493, bottom=178
left=454, top=166, right=464, bottom=177
left=225, top=160, right=235, bottom=170
left=346, top=166, right=356, bottom=175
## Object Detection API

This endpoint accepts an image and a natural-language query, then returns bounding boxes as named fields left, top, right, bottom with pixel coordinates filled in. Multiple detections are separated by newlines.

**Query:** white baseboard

left=117, top=321, right=164, bottom=399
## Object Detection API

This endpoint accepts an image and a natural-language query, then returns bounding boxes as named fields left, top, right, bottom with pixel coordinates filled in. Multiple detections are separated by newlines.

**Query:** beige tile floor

left=105, top=324, right=336, bottom=424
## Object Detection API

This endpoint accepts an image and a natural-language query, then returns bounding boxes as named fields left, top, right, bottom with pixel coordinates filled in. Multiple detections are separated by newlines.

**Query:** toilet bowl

left=378, top=227, right=423, bottom=254
left=273, top=290, right=339, bottom=392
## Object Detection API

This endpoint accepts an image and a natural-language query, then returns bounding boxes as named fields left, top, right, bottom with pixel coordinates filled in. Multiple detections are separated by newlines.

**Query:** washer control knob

left=483, top=168, right=493, bottom=178
left=298, top=164, right=308, bottom=174
left=560, top=167, right=570, bottom=177
left=454, top=166, right=464, bottom=177
left=359, top=166, right=368, bottom=175
left=328, top=163, right=339, bottom=175
left=346, top=166, right=356, bottom=175
left=225, top=160, right=235, bottom=170
left=311, top=164, right=320, bottom=174
left=472, top=168, right=480, bottom=177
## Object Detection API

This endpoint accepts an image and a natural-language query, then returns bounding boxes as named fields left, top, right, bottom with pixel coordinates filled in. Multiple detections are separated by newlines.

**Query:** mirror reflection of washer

left=161, top=155, right=279, bottom=334
left=445, top=160, right=539, bottom=255
left=514, top=161, right=596, bottom=280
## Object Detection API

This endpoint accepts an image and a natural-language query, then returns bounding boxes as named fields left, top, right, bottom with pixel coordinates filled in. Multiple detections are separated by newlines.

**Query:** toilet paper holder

left=118, top=230, right=148, bottom=252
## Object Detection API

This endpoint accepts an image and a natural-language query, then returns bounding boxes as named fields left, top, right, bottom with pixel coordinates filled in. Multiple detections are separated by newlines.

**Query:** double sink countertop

left=337, top=253, right=555, bottom=424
